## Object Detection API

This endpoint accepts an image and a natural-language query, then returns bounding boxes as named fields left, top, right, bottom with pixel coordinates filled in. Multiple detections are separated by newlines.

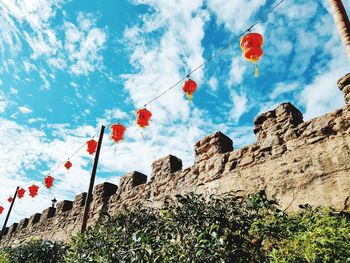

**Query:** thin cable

left=142, top=0, right=288, bottom=108
left=44, top=129, right=100, bottom=178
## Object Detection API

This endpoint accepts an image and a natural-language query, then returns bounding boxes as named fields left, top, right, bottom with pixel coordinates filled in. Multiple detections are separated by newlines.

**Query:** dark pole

left=81, top=125, right=105, bottom=233
left=0, top=186, right=19, bottom=242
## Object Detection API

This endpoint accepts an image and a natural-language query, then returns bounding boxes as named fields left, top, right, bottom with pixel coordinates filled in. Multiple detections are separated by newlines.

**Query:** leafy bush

left=0, top=251, right=10, bottom=263
left=1, top=191, right=349, bottom=263
left=270, top=206, right=350, bottom=262
left=1, top=238, right=66, bottom=263
left=66, top=190, right=349, bottom=262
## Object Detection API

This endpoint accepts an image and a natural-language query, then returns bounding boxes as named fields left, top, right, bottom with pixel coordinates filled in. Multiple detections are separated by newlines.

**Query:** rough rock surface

left=1, top=74, right=350, bottom=247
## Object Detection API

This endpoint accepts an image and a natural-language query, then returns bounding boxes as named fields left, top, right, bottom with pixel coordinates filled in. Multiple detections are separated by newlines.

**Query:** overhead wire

left=142, top=0, right=288, bottom=108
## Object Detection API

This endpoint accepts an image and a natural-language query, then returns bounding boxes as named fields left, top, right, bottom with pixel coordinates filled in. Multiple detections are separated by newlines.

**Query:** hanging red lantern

left=64, top=160, right=72, bottom=170
left=17, top=188, right=25, bottom=199
left=28, top=184, right=39, bottom=198
left=240, top=32, right=264, bottom=77
left=136, top=108, right=152, bottom=128
left=110, top=123, right=126, bottom=143
left=0, top=206, right=4, bottom=215
left=182, top=79, right=197, bottom=102
left=7, top=197, right=13, bottom=203
left=44, top=175, right=54, bottom=189
left=86, top=139, right=98, bottom=155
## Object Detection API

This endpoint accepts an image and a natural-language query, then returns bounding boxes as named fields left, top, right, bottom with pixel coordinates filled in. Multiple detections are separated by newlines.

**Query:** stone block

left=118, top=171, right=147, bottom=194
left=338, top=73, right=350, bottom=104
left=18, top=218, right=29, bottom=230
left=1, top=227, right=9, bottom=236
left=254, top=103, right=303, bottom=146
left=73, top=193, right=87, bottom=208
left=195, top=132, right=233, bottom=162
left=337, top=73, right=350, bottom=91
left=151, top=155, right=182, bottom=181
left=93, top=182, right=118, bottom=199
left=56, top=200, right=73, bottom=213
left=28, top=213, right=41, bottom=226
left=8, top=223, right=18, bottom=234
left=41, top=207, right=56, bottom=222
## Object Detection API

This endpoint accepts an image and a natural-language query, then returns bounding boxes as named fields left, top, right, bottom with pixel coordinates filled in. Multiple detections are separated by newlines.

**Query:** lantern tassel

left=255, top=64, right=259, bottom=77
left=186, top=93, right=193, bottom=103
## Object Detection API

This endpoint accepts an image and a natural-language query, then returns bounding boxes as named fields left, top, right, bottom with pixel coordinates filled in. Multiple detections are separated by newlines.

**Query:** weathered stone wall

left=1, top=74, right=349, bottom=247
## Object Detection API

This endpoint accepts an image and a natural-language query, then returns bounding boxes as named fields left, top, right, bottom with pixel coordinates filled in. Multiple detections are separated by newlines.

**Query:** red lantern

left=28, top=184, right=39, bottom=198
left=44, top=175, right=54, bottom=189
left=110, top=123, right=126, bottom=143
left=240, top=32, right=264, bottom=77
left=136, top=108, right=152, bottom=128
left=86, top=139, right=98, bottom=155
left=0, top=206, right=4, bottom=215
left=17, top=188, right=25, bottom=199
left=64, top=160, right=72, bottom=170
left=182, top=79, right=197, bottom=102
left=7, top=197, right=13, bottom=203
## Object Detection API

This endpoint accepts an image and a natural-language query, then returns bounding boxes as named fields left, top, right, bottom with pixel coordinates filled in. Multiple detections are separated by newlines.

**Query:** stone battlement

left=1, top=74, right=350, bottom=247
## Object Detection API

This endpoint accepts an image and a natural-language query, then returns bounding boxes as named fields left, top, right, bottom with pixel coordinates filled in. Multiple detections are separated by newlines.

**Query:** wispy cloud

left=0, top=91, right=9, bottom=113
left=18, top=106, right=33, bottom=114
left=64, top=12, right=107, bottom=76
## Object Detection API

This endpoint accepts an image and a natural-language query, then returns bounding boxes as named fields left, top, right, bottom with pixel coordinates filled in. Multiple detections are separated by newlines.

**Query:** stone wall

left=1, top=74, right=349, bottom=247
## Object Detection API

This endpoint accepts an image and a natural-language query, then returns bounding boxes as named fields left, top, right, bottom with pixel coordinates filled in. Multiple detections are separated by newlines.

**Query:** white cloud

left=300, top=70, right=345, bottom=120
left=122, top=0, right=208, bottom=123
left=0, top=91, right=9, bottom=113
left=23, top=60, right=37, bottom=73
left=70, top=82, right=78, bottom=88
left=39, top=70, right=50, bottom=90
left=230, top=91, right=248, bottom=123
left=0, top=1, right=107, bottom=81
left=270, top=82, right=299, bottom=100
left=208, top=76, right=218, bottom=92
left=9, top=87, right=18, bottom=94
left=28, top=117, right=46, bottom=123
left=228, top=56, right=247, bottom=87
left=229, top=126, right=255, bottom=149
left=18, top=106, right=32, bottom=114
left=24, top=29, right=62, bottom=59
left=64, top=12, right=107, bottom=76
left=207, top=0, right=267, bottom=32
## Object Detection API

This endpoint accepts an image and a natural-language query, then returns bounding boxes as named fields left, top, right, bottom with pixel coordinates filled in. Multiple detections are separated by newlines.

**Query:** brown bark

left=328, top=0, right=350, bottom=61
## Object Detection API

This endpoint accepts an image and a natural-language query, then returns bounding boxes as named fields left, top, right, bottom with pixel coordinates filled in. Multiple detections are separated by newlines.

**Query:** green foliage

left=0, top=251, right=10, bottom=263
left=65, top=190, right=350, bottom=263
left=1, top=238, right=66, bottom=263
left=270, top=206, right=350, bottom=262
left=1, top=191, right=349, bottom=263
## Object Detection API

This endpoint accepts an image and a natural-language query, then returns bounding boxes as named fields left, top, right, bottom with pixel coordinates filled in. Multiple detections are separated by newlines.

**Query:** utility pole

left=0, top=186, right=19, bottom=242
left=328, top=0, right=350, bottom=61
left=81, top=125, right=105, bottom=233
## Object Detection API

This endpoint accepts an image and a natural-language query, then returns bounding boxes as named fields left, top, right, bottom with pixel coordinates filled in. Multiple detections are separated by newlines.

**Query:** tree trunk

left=328, top=0, right=350, bottom=61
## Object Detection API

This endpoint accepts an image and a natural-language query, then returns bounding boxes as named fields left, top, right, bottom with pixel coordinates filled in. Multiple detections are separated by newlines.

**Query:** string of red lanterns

left=0, top=0, right=289, bottom=214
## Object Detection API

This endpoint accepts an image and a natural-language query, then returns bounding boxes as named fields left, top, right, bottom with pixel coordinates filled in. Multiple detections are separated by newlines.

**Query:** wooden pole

left=328, top=0, right=350, bottom=61
left=0, top=186, right=19, bottom=242
left=81, top=125, right=105, bottom=233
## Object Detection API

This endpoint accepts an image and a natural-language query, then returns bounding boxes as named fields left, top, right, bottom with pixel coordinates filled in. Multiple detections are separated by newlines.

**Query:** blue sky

left=0, top=0, right=349, bottom=225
